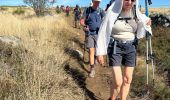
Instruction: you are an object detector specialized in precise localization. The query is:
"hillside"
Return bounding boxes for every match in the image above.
[0,7,170,100]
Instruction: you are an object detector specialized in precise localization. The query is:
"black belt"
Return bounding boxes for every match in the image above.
[89,30,96,32]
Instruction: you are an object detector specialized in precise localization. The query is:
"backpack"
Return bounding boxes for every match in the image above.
[66,7,70,12]
[74,8,81,16]
[85,7,103,21]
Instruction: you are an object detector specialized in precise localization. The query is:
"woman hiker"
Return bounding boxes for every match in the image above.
[96,0,152,99]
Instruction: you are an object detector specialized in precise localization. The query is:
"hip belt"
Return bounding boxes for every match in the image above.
[110,37,134,54]
[86,30,97,35]
[115,39,134,44]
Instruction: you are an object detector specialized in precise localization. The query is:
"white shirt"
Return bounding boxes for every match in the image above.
[96,0,152,56]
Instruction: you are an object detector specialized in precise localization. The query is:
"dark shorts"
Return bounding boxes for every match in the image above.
[107,41,137,67]
[85,34,98,48]
[74,16,80,21]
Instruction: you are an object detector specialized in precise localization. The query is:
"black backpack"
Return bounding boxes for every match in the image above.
[74,8,81,16]
[85,7,103,21]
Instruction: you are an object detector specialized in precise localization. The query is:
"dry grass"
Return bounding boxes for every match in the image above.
[140,7,170,14]
[0,12,84,100]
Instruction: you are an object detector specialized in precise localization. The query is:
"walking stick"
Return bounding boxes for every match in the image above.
[145,0,154,95]
[83,35,87,63]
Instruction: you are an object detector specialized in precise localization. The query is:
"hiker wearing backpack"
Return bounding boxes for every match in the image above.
[80,0,105,78]
[73,5,81,28]
[65,6,70,16]
[96,0,152,99]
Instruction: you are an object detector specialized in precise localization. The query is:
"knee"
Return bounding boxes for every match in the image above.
[123,76,132,85]
[114,79,123,87]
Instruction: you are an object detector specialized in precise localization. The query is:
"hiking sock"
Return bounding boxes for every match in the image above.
[90,64,95,69]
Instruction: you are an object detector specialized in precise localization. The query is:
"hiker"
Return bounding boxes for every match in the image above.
[96,0,152,99]
[80,0,105,77]
[65,6,70,16]
[73,5,81,28]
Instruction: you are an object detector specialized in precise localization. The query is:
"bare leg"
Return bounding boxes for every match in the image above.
[88,48,96,77]
[120,67,134,100]
[89,48,95,65]
[111,67,123,100]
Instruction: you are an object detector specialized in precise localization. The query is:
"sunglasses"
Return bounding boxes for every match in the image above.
[125,0,135,2]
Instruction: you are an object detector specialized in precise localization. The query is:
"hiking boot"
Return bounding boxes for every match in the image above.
[89,66,95,78]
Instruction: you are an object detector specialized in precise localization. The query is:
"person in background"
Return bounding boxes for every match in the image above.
[73,5,82,28]
[96,0,152,99]
[65,6,70,16]
[80,0,105,78]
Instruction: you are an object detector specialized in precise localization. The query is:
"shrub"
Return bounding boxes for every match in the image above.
[12,8,25,15]
[0,7,8,11]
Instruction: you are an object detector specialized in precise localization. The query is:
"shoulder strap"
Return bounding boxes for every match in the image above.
[98,8,104,19]
[86,7,91,20]
[132,5,138,21]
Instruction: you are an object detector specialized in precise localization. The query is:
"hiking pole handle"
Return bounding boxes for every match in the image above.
[148,0,152,5]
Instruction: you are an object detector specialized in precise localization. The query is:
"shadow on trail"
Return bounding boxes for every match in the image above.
[64,47,89,73]
[70,37,85,50]
[64,64,99,100]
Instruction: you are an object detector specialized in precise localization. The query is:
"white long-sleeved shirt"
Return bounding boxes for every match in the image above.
[96,0,152,56]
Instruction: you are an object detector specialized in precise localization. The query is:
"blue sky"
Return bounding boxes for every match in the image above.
[0,0,170,8]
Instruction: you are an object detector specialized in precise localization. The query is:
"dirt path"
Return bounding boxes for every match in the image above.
[64,15,112,100]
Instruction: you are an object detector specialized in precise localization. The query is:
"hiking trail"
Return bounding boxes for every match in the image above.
[64,14,147,100]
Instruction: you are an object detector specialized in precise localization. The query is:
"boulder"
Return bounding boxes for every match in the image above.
[0,36,22,47]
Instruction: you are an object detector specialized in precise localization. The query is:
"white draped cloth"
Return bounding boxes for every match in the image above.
[96,0,152,56]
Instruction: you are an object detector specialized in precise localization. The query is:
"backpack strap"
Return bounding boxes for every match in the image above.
[85,7,92,20]
[85,7,104,20]
[132,5,138,22]
[98,8,104,19]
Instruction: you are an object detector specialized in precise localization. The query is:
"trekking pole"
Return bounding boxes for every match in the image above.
[147,0,154,88]
[145,0,154,94]
[83,35,87,63]
[149,33,154,87]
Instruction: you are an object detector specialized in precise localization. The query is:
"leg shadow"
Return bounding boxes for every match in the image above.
[64,64,99,100]
[64,47,89,73]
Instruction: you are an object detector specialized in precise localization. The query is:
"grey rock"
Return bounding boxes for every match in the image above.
[0,36,22,47]
[164,23,170,27]
[75,49,83,59]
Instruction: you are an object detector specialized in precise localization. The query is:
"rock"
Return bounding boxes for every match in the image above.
[75,49,83,59]
[150,13,170,27]
[164,14,170,21]
[164,23,170,27]
[0,36,22,47]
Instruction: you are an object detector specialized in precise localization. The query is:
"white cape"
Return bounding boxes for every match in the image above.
[96,0,152,56]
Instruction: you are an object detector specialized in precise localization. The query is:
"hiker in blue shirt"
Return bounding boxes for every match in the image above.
[73,5,81,28]
[80,0,105,78]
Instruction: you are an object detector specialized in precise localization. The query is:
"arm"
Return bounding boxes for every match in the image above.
[80,17,86,27]
[80,8,90,32]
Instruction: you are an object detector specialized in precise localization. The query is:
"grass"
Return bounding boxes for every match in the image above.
[131,25,170,99]
[140,7,170,14]
[0,12,84,99]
